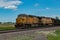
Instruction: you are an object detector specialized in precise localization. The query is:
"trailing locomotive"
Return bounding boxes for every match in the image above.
[15,14,60,29]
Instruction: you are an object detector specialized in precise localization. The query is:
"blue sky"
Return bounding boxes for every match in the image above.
[0,0,60,22]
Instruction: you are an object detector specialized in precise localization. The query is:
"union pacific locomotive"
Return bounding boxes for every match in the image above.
[15,14,60,29]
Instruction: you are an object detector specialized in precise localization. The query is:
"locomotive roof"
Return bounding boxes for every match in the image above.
[18,14,27,17]
[18,14,55,19]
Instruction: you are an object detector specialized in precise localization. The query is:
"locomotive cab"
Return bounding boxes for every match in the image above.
[15,14,39,29]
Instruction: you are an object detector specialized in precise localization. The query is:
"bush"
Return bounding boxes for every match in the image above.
[47,29,60,40]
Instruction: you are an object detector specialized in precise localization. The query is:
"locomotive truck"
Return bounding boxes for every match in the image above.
[15,14,60,29]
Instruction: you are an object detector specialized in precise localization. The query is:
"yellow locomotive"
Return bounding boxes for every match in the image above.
[15,14,55,29]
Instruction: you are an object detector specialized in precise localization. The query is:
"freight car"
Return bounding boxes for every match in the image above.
[15,14,60,29]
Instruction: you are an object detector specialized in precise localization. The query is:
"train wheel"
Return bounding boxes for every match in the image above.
[15,24,24,29]
[24,24,31,29]
[15,25,19,29]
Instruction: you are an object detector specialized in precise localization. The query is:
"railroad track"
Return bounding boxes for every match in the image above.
[0,26,60,34]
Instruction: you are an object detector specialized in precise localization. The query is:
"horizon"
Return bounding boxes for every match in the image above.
[0,0,60,22]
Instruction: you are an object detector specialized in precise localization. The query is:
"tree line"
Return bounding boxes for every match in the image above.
[0,22,15,24]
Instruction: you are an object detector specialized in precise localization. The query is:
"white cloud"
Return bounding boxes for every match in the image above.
[45,7,50,10]
[34,3,39,7]
[0,0,22,10]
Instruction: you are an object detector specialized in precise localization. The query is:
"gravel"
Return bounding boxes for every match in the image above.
[0,26,60,40]
[0,30,47,40]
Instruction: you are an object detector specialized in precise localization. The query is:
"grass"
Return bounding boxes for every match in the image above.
[55,29,60,34]
[0,24,14,27]
[0,27,16,31]
[47,29,60,40]
[0,24,16,31]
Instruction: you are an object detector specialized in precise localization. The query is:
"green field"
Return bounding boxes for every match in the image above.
[47,29,60,40]
[0,24,14,27]
[0,24,16,31]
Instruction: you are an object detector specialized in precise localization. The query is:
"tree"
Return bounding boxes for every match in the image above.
[3,22,14,24]
[55,16,60,25]
[55,16,59,20]
[0,22,2,24]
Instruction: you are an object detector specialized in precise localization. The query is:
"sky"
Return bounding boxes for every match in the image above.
[0,0,60,22]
